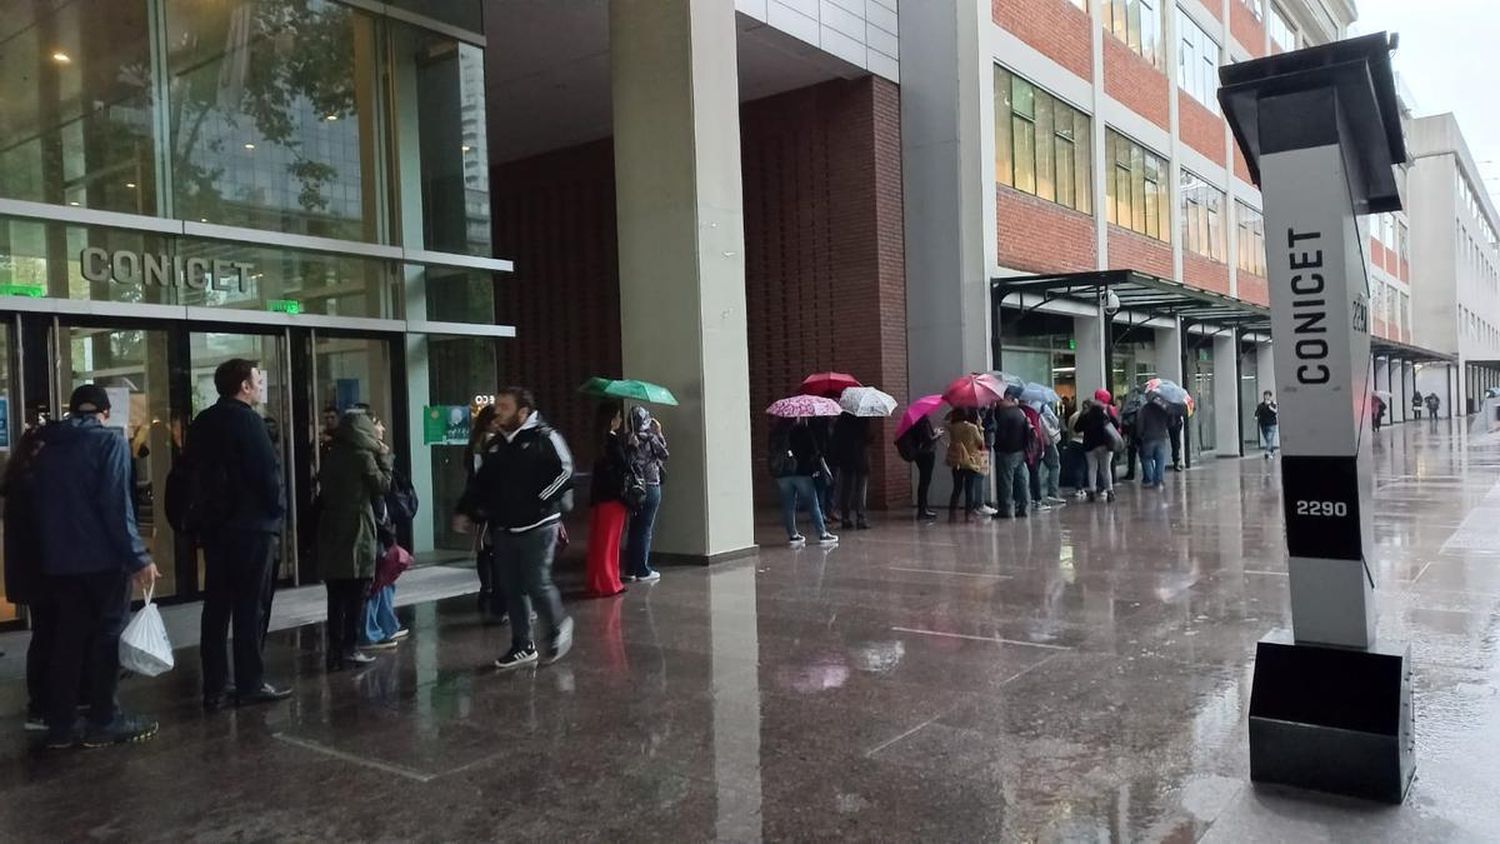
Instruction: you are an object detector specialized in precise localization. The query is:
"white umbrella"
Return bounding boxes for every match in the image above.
[839,386,898,417]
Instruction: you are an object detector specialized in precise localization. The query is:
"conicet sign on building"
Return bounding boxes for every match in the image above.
[78,247,254,294]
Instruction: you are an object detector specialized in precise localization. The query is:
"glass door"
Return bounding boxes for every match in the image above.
[0,317,19,623]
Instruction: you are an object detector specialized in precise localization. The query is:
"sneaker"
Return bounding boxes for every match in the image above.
[1045,496,1068,505]
[24,712,46,733]
[1086,491,1097,502]
[1105,490,1117,502]
[637,570,662,584]
[547,617,575,664]
[1264,452,1273,460]
[344,652,376,665]
[856,520,872,530]
[363,638,399,651]
[1075,490,1089,501]
[978,505,998,516]
[788,535,807,547]
[817,533,839,546]
[392,628,411,641]
[82,714,158,748]
[1035,503,1053,512]
[621,575,638,583]
[495,644,539,670]
[43,727,76,750]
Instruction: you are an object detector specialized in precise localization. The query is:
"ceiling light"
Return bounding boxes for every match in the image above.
[325,114,338,121]
[200,218,208,222]
[243,143,255,150]
[125,182,136,189]
[51,51,70,64]
[68,201,79,206]
[461,145,471,152]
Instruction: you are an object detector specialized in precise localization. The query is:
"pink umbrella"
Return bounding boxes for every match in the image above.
[894,394,945,439]
[942,373,1006,408]
[766,395,843,418]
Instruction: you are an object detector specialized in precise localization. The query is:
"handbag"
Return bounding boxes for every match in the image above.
[119,584,174,677]
[1104,421,1125,453]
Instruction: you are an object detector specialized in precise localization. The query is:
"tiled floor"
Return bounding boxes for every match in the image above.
[2,419,1499,841]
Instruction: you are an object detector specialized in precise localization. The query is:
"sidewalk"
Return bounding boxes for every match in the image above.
[0,564,480,681]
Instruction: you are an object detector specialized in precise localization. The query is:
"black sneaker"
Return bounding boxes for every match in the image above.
[495,644,539,670]
[547,618,575,665]
[43,727,76,750]
[24,711,46,732]
[82,714,158,748]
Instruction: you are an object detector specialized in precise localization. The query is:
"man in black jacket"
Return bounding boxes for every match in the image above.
[992,388,1033,519]
[454,387,576,669]
[185,359,291,709]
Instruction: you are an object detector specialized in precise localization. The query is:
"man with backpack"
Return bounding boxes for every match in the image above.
[895,414,941,520]
[991,386,1033,519]
[32,385,161,748]
[174,359,291,710]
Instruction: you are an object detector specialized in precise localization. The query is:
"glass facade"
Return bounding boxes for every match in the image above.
[1105,130,1171,242]
[0,0,489,252]
[994,65,1093,215]
[1180,170,1226,262]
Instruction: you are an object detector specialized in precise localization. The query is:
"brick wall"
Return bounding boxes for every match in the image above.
[742,76,910,511]
[1238,271,1269,306]
[1231,1,1266,57]
[1104,36,1169,130]
[1371,240,1388,272]
[1178,94,1226,163]
[1401,259,1409,281]
[492,77,910,511]
[1183,251,1230,295]
[996,186,1097,272]
[993,0,1092,80]
[1107,227,1174,279]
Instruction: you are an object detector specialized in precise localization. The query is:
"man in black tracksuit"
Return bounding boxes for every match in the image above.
[184,359,291,709]
[455,387,576,669]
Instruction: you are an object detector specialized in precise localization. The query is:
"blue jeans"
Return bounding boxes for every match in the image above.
[995,451,1028,515]
[362,584,399,645]
[625,483,662,578]
[1141,438,1170,487]
[776,475,827,539]
[1260,423,1279,454]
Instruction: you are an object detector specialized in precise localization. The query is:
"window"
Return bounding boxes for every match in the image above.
[1105,129,1171,242]
[1181,171,1226,261]
[1104,0,1165,69]
[1240,0,1264,19]
[1236,202,1266,276]
[1177,9,1221,114]
[1269,4,1296,51]
[994,66,1093,215]
[1397,221,1410,267]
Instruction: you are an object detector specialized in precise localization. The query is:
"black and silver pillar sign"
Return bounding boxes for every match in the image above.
[1221,34,1415,804]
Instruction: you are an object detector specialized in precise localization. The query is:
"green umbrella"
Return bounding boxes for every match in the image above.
[577,377,679,407]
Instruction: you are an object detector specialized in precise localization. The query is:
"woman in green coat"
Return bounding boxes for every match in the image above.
[317,410,393,671]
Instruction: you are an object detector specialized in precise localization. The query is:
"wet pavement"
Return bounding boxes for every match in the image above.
[3,420,1500,841]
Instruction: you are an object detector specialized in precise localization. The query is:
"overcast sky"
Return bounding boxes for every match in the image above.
[1351,0,1500,205]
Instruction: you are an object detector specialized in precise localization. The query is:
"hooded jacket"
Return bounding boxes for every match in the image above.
[458,411,575,533]
[33,415,151,576]
[626,406,669,486]
[315,412,393,581]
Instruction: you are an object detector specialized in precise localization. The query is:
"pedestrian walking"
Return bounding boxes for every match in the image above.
[1425,393,1440,425]
[33,385,161,748]
[317,409,393,670]
[623,406,668,583]
[1410,392,1423,421]
[1255,391,1280,459]
[361,411,414,651]
[831,412,873,530]
[584,402,630,597]
[454,387,577,670]
[465,405,507,623]
[769,418,838,546]
[946,409,987,520]
[1077,392,1119,502]
[178,359,292,709]
[895,415,942,519]
[1136,399,1173,489]
[992,387,1032,519]
[3,427,55,731]
[1168,414,1184,471]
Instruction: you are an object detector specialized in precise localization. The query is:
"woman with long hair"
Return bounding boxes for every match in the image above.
[623,406,669,583]
[465,404,506,622]
[585,401,630,597]
[316,411,393,670]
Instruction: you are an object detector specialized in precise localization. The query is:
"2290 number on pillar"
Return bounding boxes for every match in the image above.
[1295,500,1349,517]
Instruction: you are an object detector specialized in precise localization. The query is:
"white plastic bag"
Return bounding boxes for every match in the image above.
[119,584,174,677]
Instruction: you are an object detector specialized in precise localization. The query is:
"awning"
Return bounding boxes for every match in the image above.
[1371,336,1454,364]
[991,269,1272,333]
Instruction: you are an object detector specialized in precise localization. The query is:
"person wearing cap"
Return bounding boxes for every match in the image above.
[182,358,292,709]
[32,384,161,748]
[991,385,1033,519]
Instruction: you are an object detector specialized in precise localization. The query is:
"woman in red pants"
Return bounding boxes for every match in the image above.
[585,402,630,598]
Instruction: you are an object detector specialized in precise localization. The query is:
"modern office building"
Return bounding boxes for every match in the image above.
[0,0,510,622]
[1405,112,1500,417]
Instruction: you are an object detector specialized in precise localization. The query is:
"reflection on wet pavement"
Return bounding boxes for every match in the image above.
[2,421,1500,840]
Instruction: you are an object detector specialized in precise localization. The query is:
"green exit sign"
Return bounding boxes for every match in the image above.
[0,284,44,298]
[267,299,302,315]
[1067,338,1077,350]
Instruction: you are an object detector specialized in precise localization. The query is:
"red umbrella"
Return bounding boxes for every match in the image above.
[894,394,945,439]
[942,373,1005,408]
[801,372,862,398]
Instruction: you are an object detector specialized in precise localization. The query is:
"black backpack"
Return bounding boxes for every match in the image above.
[164,448,234,535]
[768,427,797,477]
[895,428,919,463]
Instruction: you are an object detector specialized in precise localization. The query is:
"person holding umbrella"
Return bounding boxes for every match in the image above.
[766,395,842,546]
[830,386,895,530]
[895,395,945,520]
[623,405,669,583]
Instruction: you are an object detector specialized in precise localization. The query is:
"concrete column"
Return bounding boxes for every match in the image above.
[900,0,991,398]
[1156,318,1184,384]
[611,0,755,561]
[1075,313,1107,399]
[1213,332,1240,456]
[1256,341,1277,397]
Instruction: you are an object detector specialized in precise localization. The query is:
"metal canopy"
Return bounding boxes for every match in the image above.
[991,269,1272,332]
[1370,336,1455,364]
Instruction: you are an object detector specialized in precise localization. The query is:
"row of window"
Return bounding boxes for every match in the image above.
[1372,212,1411,269]
[1457,173,1500,248]
[995,65,1269,269]
[1371,280,1407,336]
[1460,228,1499,296]
[1268,4,1297,51]
[1177,8,1221,114]
[1104,0,1166,69]
[1461,307,1497,350]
